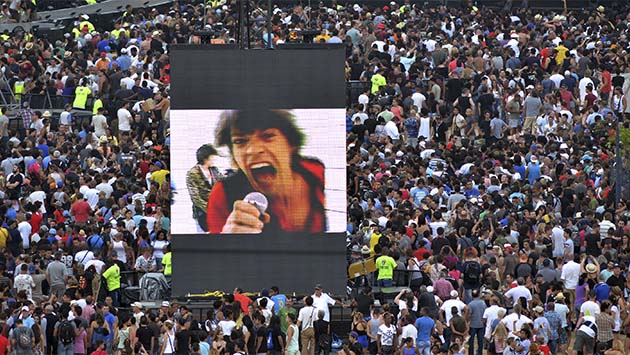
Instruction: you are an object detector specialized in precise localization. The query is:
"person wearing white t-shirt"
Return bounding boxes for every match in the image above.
[117,102,133,134]
[377,313,398,355]
[297,296,317,355]
[91,107,108,138]
[218,313,236,337]
[411,91,426,111]
[358,92,369,110]
[74,247,94,266]
[84,255,106,274]
[440,290,467,327]
[504,278,532,307]
[501,304,532,335]
[312,285,340,322]
[17,215,31,250]
[579,291,601,319]
[561,258,581,292]
[482,298,506,340]
[384,117,400,142]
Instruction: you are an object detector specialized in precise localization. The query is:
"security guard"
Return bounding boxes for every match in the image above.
[79,15,95,33]
[73,78,91,110]
[14,79,25,102]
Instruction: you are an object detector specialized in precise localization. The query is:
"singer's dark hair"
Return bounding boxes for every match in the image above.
[215,109,305,152]
[196,144,218,164]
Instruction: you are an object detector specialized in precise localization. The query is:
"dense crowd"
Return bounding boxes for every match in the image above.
[339,2,630,355]
[0,0,179,354]
[0,0,628,355]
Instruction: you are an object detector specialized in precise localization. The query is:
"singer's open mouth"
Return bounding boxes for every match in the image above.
[250,164,277,184]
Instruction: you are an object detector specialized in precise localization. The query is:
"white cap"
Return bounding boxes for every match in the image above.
[526,85,534,90]
[426,286,434,293]
[450,290,458,297]
[564,70,571,76]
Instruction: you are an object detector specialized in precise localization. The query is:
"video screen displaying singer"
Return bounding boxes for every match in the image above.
[170,108,346,235]
[208,109,325,233]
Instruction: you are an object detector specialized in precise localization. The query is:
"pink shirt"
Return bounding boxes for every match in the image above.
[74,329,87,354]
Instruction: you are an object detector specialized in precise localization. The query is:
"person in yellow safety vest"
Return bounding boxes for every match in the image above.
[14,80,25,101]
[111,23,130,40]
[79,15,95,34]
[92,96,103,115]
[85,0,96,4]
[73,78,91,110]
[122,4,133,21]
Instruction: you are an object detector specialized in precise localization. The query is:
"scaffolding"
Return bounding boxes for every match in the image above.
[0,73,22,123]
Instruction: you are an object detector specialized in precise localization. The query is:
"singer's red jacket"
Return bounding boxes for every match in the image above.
[206,158,326,234]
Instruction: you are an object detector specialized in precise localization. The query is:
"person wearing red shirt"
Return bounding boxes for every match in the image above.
[0,333,8,355]
[52,203,66,224]
[29,210,43,236]
[413,243,432,261]
[70,193,92,224]
[233,288,252,315]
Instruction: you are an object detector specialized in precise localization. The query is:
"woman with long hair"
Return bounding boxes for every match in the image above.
[116,316,133,355]
[32,315,45,355]
[159,320,176,355]
[492,313,508,355]
[351,311,369,351]
[285,313,299,355]
[210,331,226,355]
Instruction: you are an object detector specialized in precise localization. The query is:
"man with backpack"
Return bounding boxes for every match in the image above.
[9,318,33,355]
[42,304,59,355]
[54,310,78,355]
[462,247,482,304]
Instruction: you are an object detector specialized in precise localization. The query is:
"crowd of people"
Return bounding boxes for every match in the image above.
[0,0,628,355]
[339,2,630,355]
[0,0,180,354]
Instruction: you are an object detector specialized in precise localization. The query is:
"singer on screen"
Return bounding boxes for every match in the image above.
[206,109,326,234]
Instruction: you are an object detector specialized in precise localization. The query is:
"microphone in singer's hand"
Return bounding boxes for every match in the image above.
[243,192,268,216]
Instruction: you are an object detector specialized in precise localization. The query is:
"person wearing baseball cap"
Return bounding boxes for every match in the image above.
[440,289,467,346]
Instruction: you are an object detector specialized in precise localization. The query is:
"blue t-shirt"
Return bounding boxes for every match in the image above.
[594,282,610,303]
[404,118,419,138]
[415,316,435,342]
[271,294,287,314]
[527,163,541,184]
[104,313,116,341]
[36,144,49,158]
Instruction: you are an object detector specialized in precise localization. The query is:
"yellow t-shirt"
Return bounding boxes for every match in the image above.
[555,45,569,66]
[369,232,383,254]
[151,169,170,186]
[0,228,8,249]
[92,98,103,115]
[162,252,172,276]
[73,86,91,109]
[102,264,120,291]
[375,255,397,280]
[371,74,387,94]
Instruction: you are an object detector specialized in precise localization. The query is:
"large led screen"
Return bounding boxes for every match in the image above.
[169,46,347,295]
